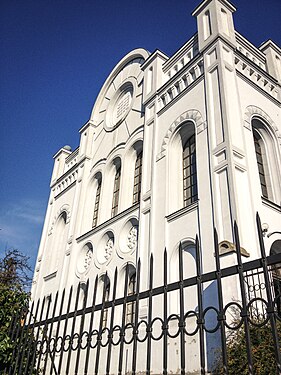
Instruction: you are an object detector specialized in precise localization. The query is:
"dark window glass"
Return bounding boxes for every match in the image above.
[183,134,197,206]
[133,152,143,204]
[253,131,268,199]
[111,166,121,217]
[92,179,101,228]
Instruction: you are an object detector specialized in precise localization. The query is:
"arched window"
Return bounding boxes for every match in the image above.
[111,163,121,217]
[251,117,281,203]
[126,272,136,324]
[169,121,198,214]
[133,151,142,204]
[92,176,102,228]
[183,134,197,206]
[49,211,67,272]
[253,129,269,199]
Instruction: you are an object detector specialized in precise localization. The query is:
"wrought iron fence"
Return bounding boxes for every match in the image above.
[5,214,281,374]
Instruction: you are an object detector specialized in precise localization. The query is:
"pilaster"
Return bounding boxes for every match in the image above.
[194,0,258,257]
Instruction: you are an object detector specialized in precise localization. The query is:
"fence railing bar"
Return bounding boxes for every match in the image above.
[132,258,141,375]
[106,267,118,375]
[50,288,65,375]
[234,221,254,375]
[65,283,81,375]
[256,212,281,372]
[178,242,186,375]
[84,274,98,375]
[195,235,205,375]
[17,300,35,375]
[22,298,40,375]
[118,263,130,375]
[27,253,281,330]
[14,307,31,373]
[95,271,109,375]
[42,291,59,375]
[214,228,228,375]
[18,301,34,374]
[9,304,28,375]
[146,253,154,375]
[27,297,46,375]
[57,286,73,374]
[35,293,52,373]
[163,248,168,375]
[74,279,89,375]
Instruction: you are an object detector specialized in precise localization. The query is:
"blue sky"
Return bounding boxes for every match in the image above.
[1,0,280,276]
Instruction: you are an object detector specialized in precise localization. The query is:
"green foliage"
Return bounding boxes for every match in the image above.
[0,249,34,373]
[214,316,281,374]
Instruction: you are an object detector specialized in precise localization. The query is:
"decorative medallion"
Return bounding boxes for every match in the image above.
[77,244,93,275]
[127,226,138,252]
[84,248,93,271]
[104,239,114,260]
[112,90,132,126]
[106,82,134,130]
[96,232,114,265]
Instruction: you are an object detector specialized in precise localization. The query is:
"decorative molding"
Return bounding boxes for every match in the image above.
[43,271,57,281]
[157,110,205,161]
[166,201,198,223]
[127,226,138,252]
[218,240,250,257]
[244,105,281,146]
[49,204,71,235]
[104,239,114,260]
[76,204,139,243]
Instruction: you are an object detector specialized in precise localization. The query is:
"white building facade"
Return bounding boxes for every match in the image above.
[31,0,281,373]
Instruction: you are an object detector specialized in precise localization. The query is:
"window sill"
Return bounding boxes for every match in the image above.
[77,203,140,243]
[261,196,281,213]
[166,201,198,223]
[43,270,57,281]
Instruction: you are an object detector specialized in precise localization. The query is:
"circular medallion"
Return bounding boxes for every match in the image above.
[112,89,132,126]
[105,81,134,130]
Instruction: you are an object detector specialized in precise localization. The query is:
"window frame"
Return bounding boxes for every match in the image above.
[92,177,102,227]
[111,164,121,217]
[182,133,198,207]
[132,151,143,204]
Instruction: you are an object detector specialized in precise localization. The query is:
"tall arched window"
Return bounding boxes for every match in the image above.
[50,211,67,272]
[168,121,198,214]
[133,151,142,204]
[183,134,197,206]
[253,129,269,199]
[111,163,121,217]
[92,176,102,228]
[251,117,281,203]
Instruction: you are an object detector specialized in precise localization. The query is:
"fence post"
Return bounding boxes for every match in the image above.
[256,212,281,373]
[234,222,254,374]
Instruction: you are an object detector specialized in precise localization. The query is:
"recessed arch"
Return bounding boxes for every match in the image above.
[157,109,205,161]
[49,204,70,235]
[244,105,281,146]
[249,115,281,202]
[167,120,198,213]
